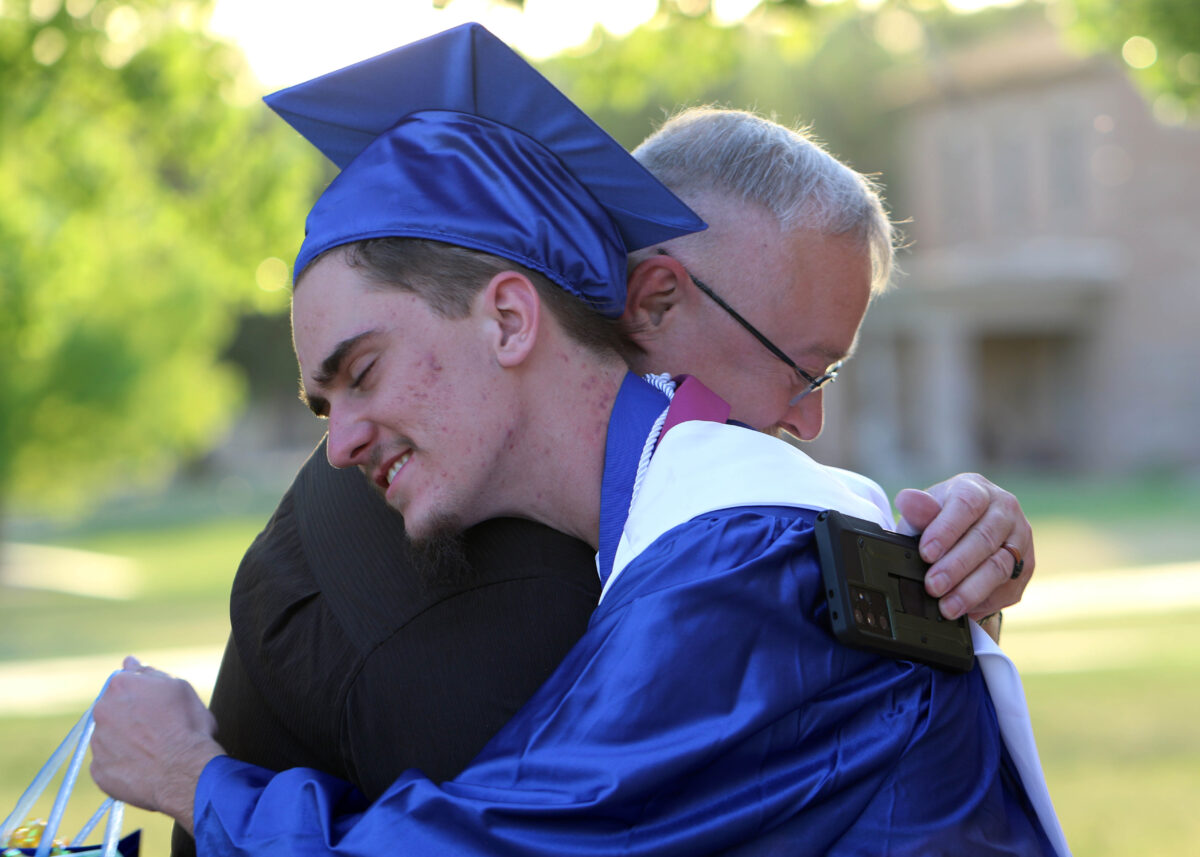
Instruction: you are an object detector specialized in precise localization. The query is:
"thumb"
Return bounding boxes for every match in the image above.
[894,488,941,535]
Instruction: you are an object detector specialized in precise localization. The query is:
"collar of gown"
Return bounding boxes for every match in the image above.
[596,373,671,587]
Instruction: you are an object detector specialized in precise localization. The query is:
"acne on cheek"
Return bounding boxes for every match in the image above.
[393,352,442,397]
[404,352,444,390]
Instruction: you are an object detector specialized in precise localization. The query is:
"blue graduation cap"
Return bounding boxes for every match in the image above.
[265,22,706,317]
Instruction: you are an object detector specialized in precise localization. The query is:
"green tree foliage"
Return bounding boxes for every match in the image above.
[1055,0,1200,116]
[544,0,1180,230]
[540,2,882,165]
[0,0,323,518]
[539,1,913,216]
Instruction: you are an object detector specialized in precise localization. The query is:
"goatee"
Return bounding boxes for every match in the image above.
[405,513,472,587]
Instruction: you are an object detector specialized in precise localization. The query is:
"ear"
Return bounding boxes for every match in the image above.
[622,253,691,345]
[480,271,540,368]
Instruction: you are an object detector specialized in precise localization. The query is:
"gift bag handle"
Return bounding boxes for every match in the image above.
[1,671,125,857]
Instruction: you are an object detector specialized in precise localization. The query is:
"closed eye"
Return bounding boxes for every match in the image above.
[350,359,375,390]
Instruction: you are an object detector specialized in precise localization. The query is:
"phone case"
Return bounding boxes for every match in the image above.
[813,510,974,673]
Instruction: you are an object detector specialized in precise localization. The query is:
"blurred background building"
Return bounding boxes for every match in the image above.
[809,17,1200,484]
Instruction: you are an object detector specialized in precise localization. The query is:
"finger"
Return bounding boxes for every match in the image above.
[922,489,1016,599]
[926,506,1014,589]
[966,546,1036,618]
[937,545,1021,619]
[122,655,142,671]
[893,488,940,536]
[915,476,992,565]
[901,473,1038,617]
[1000,544,1025,579]
[935,492,1036,614]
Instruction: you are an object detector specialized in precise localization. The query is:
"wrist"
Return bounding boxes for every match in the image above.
[977,610,1003,643]
[156,739,223,835]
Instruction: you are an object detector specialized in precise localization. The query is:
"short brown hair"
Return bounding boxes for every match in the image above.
[317,238,638,361]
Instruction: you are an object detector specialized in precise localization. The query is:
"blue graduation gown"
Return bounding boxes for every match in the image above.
[193,374,1058,856]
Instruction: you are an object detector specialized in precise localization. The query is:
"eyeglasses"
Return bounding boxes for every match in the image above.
[656,250,841,406]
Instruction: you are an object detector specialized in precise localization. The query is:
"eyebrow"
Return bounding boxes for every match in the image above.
[299,330,378,417]
[813,329,862,369]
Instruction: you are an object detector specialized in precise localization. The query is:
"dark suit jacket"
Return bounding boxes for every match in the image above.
[171,440,598,856]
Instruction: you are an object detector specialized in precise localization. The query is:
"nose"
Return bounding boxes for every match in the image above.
[781,389,825,442]
[325,404,375,470]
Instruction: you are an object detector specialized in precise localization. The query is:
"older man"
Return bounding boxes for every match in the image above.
[95,23,1065,857]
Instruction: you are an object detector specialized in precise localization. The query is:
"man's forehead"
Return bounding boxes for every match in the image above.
[769,233,870,362]
[291,264,365,371]
[291,269,378,413]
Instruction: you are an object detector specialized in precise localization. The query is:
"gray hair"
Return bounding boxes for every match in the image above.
[633,107,896,294]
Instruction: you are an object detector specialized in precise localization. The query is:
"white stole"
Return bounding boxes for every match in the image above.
[603,421,1071,856]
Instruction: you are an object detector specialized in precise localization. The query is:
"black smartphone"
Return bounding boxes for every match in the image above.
[813,509,974,673]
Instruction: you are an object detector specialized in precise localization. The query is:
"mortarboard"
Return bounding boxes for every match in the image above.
[265,22,706,317]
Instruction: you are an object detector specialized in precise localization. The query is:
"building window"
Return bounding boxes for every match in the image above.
[938,132,981,243]
[1048,123,1087,216]
[992,129,1031,232]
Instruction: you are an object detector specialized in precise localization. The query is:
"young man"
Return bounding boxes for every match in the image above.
[93,23,1067,856]
[177,75,1034,857]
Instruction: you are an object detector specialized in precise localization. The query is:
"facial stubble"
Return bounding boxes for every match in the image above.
[403,511,474,587]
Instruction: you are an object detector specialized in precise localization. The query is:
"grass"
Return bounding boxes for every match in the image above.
[3,474,1200,855]
[2,498,271,854]
[1014,612,1200,856]
[0,516,259,662]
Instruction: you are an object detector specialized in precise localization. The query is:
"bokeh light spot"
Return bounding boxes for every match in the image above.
[1152,93,1186,126]
[31,26,67,64]
[104,3,139,42]
[874,8,924,55]
[65,0,94,18]
[712,0,759,26]
[97,3,143,67]
[30,0,61,23]
[1122,36,1157,70]
[256,257,290,292]
[1178,53,1200,85]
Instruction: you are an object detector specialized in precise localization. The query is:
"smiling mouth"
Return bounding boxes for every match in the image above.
[386,452,413,487]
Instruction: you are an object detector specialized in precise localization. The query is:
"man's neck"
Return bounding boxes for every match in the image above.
[489,357,627,550]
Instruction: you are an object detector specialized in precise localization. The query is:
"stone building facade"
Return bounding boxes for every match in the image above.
[812,22,1200,482]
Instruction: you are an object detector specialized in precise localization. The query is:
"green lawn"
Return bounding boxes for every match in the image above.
[0,516,255,662]
[1014,611,1200,856]
[2,508,268,854]
[3,475,1199,855]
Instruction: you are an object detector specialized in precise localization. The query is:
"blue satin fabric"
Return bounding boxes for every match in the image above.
[192,378,1053,855]
[266,23,707,315]
[596,373,670,585]
[194,507,1051,855]
[295,110,632,317]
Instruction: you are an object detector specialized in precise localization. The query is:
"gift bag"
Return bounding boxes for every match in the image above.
[2,674,140,857]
